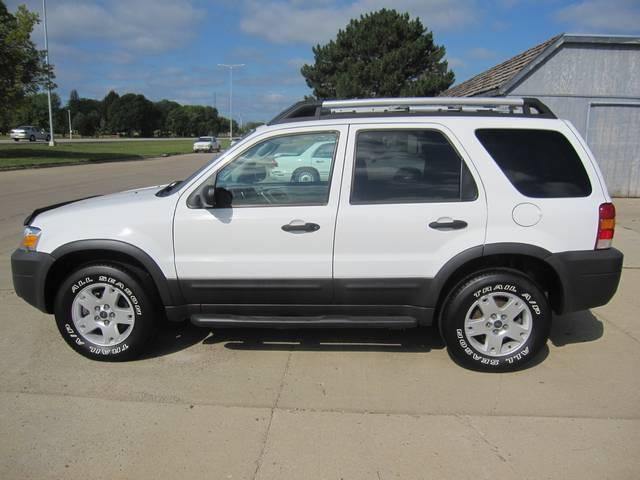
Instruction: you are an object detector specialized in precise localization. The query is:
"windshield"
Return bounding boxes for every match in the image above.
[197,137,213,142]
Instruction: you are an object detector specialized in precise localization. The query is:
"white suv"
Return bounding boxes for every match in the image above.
[193,136,220,153]
[11,97,623,372]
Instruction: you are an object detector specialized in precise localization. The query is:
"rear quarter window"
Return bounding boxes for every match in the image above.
[475,129,592,198]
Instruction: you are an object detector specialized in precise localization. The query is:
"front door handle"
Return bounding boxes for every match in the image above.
[429,218,468,231]
[281,221,320,233]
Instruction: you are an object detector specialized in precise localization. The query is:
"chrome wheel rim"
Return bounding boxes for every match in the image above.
[464,292,533,357]
[71,282,135,347]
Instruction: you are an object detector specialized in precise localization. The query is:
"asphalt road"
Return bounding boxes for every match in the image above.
[1,155,639,479]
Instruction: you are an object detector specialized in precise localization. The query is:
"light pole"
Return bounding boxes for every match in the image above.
[67,109,72,140]
[42,0,55,146]
[217,64,244,140]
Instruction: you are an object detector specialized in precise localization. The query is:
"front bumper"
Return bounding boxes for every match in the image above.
[547,247,623,314]
[11,249,55,313]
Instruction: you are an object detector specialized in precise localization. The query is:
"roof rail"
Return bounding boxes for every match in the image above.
[322,97,525,108]
[268,96,555,125]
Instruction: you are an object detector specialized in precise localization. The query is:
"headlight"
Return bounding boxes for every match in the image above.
[21,226,41,251]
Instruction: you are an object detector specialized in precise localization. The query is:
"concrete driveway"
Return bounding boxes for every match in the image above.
[0,155,639,479]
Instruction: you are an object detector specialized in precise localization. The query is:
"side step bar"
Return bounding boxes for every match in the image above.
[191,314,417,329]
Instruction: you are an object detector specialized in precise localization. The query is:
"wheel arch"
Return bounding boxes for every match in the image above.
[45,240,183,313]
[431,243,565,329]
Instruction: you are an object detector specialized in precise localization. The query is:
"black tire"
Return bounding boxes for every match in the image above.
[29,135,35,142]
[54,264,157,361]
[46,135,51,141]
[291,167,320,183]
[13,138,19,142]
[440,270,551,372]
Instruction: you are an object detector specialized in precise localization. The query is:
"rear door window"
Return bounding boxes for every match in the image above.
[351,129,478,204]
[475,129,592,198]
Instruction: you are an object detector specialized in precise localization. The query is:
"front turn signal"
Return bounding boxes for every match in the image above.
[21,226,41,251]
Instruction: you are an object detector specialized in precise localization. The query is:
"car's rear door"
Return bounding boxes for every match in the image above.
[333,123,487,310]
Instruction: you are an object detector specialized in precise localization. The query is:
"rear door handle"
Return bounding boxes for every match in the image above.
[281,221,320,233]
[429,219,468,231]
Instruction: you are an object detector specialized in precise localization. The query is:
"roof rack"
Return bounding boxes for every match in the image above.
[268,96,556,125]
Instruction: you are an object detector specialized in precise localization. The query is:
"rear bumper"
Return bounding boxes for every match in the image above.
[547,248,623,314]
[11,249,55,313]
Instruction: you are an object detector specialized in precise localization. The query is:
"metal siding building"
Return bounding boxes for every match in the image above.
[444,34,640,197]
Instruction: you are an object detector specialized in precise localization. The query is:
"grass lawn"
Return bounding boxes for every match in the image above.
[0,138,230,169]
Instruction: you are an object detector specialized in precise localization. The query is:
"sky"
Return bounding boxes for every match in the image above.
[6,0,640,123]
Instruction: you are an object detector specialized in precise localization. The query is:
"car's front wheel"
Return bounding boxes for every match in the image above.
[29,135,35,142]
[54,264,156,361]
[440,270,551,372]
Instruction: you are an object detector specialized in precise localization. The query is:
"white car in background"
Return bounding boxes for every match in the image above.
[10,126,50,142]
[270,140,336,182]
[193,136,220,153]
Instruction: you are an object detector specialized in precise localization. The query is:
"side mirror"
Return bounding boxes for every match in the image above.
[201,185,216,207]
[214,187,233,208]
[200,185,233,209]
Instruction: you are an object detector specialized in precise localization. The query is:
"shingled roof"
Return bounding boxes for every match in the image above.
[442,34,563,97]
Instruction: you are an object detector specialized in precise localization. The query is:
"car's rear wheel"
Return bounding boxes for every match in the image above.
[292,167,320,183]
[46,135,51,141]
[54,264,156,361]
[440,270,551,372]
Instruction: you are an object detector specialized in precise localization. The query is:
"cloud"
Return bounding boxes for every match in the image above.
[468,47,499,59]
[240,0,478,45]
[555,0,640,33]
[446,57,466,69]
[6,0,205,54]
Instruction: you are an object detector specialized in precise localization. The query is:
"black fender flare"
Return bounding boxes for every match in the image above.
[426,243,554,307]
[50,239,184,306]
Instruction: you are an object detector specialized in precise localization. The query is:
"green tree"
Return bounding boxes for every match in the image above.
[11,92,62,132]
[167,107,189,136]
[301,9,454,99]
[154,99,181,135]
[107,93,158,136]
[0,2,54,130]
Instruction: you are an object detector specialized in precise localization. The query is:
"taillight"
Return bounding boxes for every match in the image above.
[596,203,616,250]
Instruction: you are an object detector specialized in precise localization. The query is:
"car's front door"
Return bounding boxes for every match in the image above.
[173,126,348,306]
[332,123,487,310]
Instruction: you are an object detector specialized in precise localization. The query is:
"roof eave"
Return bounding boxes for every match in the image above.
[499,35,566,95]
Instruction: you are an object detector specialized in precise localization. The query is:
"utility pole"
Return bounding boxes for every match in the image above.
[217,64,245,140]
[68,110,72,140]
[42,0,55,146]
